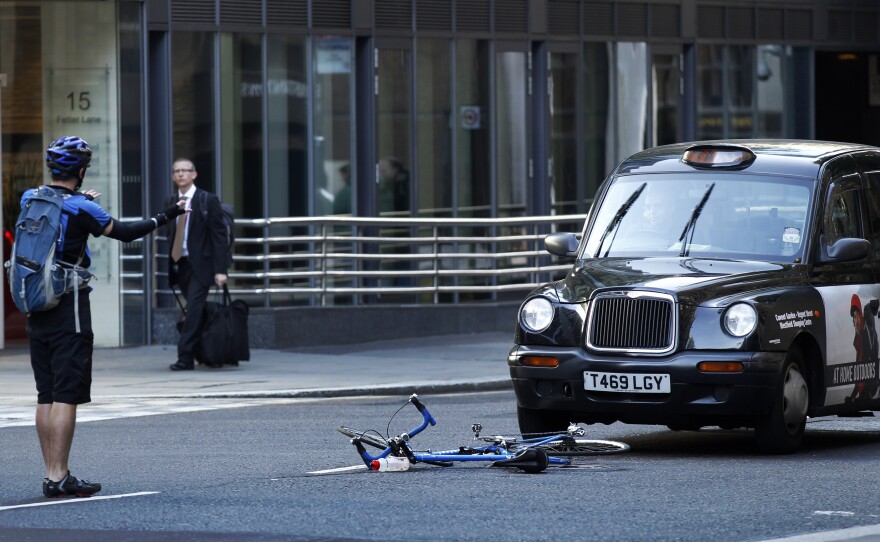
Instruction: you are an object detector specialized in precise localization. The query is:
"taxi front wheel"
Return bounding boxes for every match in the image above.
[754,350,809,454]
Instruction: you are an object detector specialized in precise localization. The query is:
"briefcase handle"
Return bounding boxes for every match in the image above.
[210,283,233,306]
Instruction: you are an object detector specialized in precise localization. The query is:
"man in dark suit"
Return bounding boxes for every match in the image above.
[167,158,230,371]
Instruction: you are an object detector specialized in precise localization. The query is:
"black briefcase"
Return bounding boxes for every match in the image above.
[197,285,250,366]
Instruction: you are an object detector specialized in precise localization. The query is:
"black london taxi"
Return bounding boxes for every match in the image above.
[510,140,880,453]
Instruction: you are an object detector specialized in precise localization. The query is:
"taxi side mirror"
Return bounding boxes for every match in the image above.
[817,236,871,263]
[545,232,580,258]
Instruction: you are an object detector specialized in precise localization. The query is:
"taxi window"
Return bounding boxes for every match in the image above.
[823,183,862,244]
[582,173,811,261]
[863,174,880,253]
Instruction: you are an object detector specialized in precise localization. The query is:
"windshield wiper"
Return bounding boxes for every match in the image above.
[678,182,715,257]
[594,183,647,258]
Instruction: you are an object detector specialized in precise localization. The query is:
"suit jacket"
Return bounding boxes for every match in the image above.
[167,188,229,288]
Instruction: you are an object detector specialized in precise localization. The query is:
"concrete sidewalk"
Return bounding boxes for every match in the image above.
[0,332,514,402]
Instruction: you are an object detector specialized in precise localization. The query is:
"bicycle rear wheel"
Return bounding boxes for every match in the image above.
[533,437,629,456]
[337,426,387,450]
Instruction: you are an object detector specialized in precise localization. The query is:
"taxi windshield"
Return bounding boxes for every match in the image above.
[582,173,814,262]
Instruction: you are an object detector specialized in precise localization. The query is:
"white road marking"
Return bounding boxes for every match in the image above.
[306,464,368,475]
[0,398,307,429]
[0,491,159,512]
[0,395,401,429]
[813,511,856,517]
[759,523,880,542]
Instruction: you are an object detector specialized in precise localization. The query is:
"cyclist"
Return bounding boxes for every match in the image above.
[25,135,185,498]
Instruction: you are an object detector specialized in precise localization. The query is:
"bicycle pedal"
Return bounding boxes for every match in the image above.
[471,423,482,437]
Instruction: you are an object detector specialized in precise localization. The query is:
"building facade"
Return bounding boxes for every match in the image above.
[1,0,880,347]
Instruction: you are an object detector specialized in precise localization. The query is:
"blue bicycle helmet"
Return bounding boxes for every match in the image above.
[46,135,92,177]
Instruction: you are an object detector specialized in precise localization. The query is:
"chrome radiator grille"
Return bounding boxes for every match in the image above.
[586,292,676,354]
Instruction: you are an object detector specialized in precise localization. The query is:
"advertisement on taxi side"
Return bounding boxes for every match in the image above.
[818,286,880,406]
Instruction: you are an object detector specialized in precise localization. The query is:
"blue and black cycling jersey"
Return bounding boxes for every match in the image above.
[20,185,111,269]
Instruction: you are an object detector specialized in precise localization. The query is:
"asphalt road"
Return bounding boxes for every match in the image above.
[2,390,880,541]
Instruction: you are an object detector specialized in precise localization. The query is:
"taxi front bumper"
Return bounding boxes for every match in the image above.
[508,345,787,426]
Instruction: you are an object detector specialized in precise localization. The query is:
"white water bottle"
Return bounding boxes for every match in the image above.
[370,456,411,472]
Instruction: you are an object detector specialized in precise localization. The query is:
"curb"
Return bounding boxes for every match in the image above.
[93,379,513,400]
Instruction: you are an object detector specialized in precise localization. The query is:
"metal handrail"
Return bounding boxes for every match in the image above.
[123,214,586,307]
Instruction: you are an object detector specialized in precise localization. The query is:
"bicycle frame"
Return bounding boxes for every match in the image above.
[347,395,571,469]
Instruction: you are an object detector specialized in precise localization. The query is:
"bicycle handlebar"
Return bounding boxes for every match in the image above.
[409,394,437,427]
[353,395,438,466]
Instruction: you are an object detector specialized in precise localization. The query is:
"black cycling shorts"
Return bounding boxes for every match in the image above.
[27,290,94,405]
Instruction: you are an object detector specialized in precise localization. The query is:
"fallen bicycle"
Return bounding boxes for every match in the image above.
[334,394,629,474]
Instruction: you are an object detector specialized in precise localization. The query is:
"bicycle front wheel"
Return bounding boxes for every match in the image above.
[337,426,388,450]
[534,437,630,456]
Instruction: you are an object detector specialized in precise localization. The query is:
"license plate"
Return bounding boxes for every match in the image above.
[584,371,671,394]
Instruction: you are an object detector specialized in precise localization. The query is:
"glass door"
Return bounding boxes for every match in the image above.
[495,43,530,218]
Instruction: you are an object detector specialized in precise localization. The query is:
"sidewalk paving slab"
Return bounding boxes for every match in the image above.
[0,332,514,402]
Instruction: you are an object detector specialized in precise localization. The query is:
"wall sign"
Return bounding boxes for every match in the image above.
[460,105,481,130]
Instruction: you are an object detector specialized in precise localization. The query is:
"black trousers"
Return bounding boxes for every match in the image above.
[175,258,211,364]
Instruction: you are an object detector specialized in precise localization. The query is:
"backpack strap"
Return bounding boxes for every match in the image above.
[73,271,81,333]
[55,193,88,267]
[58,193,91,333]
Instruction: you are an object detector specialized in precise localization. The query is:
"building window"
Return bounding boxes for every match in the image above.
[495,47,529,218]
[172,32,216,188]
[416,38,452,217]
[698,44,794,140]
[376,46,412,217]
[615,42,648,164]
[728,45,754,138]
[219,33,262,219]
[267,34,307,218]
[583,43,612,205]
[550,50,579,215]
[313,36,353,217]
[756,45,785,138]
[651,49,683,147]
[697,44,724,140]
[455,39,490,218]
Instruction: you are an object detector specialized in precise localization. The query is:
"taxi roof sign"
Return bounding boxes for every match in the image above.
[682,145,756,169]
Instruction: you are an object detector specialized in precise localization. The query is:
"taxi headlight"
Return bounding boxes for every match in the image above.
[723,303,757,337]
[521,297,554,332]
